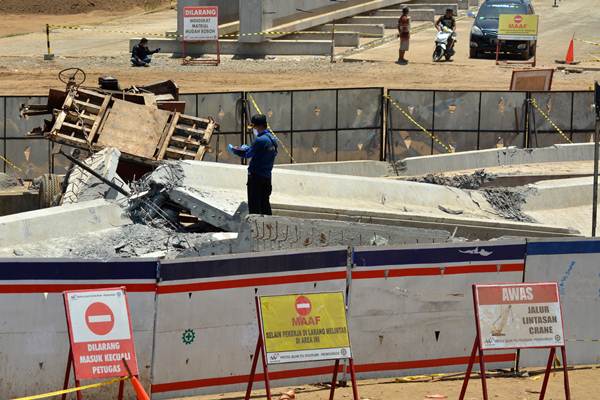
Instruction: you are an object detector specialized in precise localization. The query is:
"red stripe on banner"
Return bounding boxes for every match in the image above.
[152,364,343,393]
[355,352,516,373]
[0,283,156,293]
[352,263,524,280]
[151,353,516,393]
[157,271,347,294]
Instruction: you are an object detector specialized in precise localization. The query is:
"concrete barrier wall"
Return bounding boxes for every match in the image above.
[0,258,158,400]
[349,241,525,379]
[3,238,600,399]
[520,238,600,368]
[150,248,350,399]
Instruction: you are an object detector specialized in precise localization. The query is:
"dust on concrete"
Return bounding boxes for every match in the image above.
[0,173,20,189]
[408,170,497,190]
[482,187,535,223]
[3,224,217,259]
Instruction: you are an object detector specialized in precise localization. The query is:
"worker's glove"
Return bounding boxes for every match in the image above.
[227,144,236,154]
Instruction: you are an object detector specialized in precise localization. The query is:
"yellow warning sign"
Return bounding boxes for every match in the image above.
[498,14,539,40]
[259,292,351,364]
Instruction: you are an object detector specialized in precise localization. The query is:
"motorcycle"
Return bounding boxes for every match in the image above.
[433,26,456,62]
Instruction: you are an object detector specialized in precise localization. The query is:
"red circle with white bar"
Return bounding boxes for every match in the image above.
[85,302,115,336]
[514,15,523,23]
[295,296,312,316]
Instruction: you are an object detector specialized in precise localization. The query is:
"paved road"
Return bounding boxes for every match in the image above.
[346,0,600,68]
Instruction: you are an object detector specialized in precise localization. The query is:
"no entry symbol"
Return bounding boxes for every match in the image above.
[295,296,312,316]
[85,302,114,336]
[514,15,523,23]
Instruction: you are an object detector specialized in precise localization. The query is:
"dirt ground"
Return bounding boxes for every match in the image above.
[0,0,598,95]
[183,366,600,400]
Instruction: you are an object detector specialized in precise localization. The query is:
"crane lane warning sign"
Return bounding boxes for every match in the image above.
[259,292,351,364]
[64,287,139,380]
[474,283,565,350]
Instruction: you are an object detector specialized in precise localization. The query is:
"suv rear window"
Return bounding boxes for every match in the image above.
[477,3,529,20]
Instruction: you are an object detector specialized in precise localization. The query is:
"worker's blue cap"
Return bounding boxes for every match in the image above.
[251,114,267,126]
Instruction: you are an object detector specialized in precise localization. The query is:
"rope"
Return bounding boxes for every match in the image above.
[529,98,572,144]
[384,94,454,153]
[0,155,24,174]
[247,94,296,163]
[47,25,382,39]
[11,376,129,400]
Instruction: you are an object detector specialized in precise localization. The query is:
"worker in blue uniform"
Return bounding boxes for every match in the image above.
[228,114,278,215]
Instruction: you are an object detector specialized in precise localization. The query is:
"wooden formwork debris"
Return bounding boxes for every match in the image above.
[44,87,217,163]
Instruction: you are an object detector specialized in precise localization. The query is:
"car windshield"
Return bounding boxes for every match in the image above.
[477,3,528,20]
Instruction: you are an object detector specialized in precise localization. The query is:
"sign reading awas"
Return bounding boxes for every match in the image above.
[183,6,219,41]
[498,14,539,40]
[64,288,139,380]
[475,283,564,350]
[259,292,351,364]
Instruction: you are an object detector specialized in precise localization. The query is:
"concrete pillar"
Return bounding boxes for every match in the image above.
[239,0,274,43]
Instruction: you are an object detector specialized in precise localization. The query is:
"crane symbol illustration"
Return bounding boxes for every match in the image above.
[491,305,513,337]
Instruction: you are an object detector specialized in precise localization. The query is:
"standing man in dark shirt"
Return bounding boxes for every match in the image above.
[228,114,278,215]
[397,7,411,64]
[435,9,457,52]
[131,38,160,67]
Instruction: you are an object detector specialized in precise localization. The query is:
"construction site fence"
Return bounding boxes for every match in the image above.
[0,88,596,178]
[1,238,600,399]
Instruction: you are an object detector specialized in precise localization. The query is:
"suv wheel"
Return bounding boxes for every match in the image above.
[469,48,478,59]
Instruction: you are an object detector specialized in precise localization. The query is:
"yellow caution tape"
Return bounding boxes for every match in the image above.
[529,98,572,144]
[575,38,600,47]
[0,155,24,174]
[12,376,129,400]
[247,94,296,163]
[384,94,454,154]
[47,24,382,39]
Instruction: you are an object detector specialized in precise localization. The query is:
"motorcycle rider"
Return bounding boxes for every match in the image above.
[435,8,457,53]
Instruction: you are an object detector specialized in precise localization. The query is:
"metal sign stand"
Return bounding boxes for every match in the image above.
[592,81,600,236]
[181,39,221,66]
[61,303,126,400]
[495,39,537,67]
[244,297,359,400]
[458,335,570,400]
[459,285,571,400]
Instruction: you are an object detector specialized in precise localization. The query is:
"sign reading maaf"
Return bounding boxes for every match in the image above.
[498,14,539,40]
[64,287,139,380]
[475,283,564,350]
[183,6,219,41]
[259,292,351,364]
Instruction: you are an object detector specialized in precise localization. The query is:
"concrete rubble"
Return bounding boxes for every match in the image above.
[2,140,599,258]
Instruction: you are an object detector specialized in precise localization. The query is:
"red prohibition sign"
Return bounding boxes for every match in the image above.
[85,302,115,336]
[514,15,523,23]
[295,296,312,316]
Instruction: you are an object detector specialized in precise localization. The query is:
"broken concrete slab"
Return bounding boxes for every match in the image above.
[62,147,129,204]
[179,213,453,257]
[167,187,248,232]
[0,199,132,248]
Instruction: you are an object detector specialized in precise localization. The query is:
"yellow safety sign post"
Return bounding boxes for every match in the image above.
[496,14,539,67]
[244,292,359,400]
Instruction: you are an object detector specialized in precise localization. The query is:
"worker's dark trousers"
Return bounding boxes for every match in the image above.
[247,174,272,215]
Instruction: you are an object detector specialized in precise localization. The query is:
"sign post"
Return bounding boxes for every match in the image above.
[459,283,570,400]
[181,6,220,65]
[62,287,140,399]
[245,292,359,400]
[496,14,539,66]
